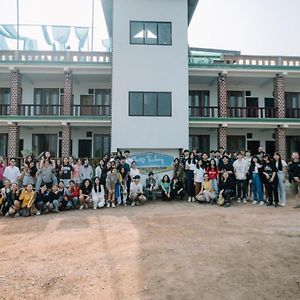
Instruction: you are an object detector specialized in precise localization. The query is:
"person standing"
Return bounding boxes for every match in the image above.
[3,158,21,184]
[288,152,300,208]
[60,157,73,188]
[273,152,288,207]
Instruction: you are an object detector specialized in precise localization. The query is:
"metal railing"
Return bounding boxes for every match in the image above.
[72,105,111,116]
[286,108,300,118]
[0,104,10,115]
[189,106,219,117]
[227,107,277,118]
[0,50,112,64]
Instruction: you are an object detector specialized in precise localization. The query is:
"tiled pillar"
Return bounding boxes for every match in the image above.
[63,71,72,116]
[10,70,22,115]
[61,124,71,158]
[218,73,227,118]
[218,126,228,150]
[274,74,285,118]
[275,127,286,160]
[8,123,20,159]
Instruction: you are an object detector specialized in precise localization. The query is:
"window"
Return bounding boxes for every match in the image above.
[34,88,60,115]
[94,134,110,158]
[0,88,10,115]
[129,92,171,117]
[32,134,58,157]
[95,89,111,116]
[227,135,246,153]
[189,135,210,153]
[0,134,8,157]
[189,91,210,117]
[285,92,300,118]
[227,91,245,117]
[286,136,300,159]
[130,21,172,45]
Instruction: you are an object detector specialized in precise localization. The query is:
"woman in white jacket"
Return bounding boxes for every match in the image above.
[92,176,105,209]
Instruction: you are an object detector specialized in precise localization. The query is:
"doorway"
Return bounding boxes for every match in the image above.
[246,97,259,117]
[78,140,92,158]
[265,141,275,156]
[247,140,260,155]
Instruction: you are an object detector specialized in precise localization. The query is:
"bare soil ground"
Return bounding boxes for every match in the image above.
[0,198,300,300]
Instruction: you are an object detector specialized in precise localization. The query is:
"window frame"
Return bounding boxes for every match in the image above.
[129,91,172,117]
[130,21,172,46]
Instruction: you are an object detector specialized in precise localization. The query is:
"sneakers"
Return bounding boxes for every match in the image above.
[106,203,110,208]
[36,210,41,216]
[131,201,136,207]
[243,198,247,204]
[252,201,258,205]
[280,203,286,207]
[112,203,116,208]
[192,197,196,202]
[188,197,191,202]
[237,198,241,203]
[274,203,278,207]
[79,205,84,210]
[93,206,97,210]
[124,203,127,207]
[259,201,265,206]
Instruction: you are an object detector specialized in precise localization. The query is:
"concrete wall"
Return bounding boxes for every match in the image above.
[111,0,189,151]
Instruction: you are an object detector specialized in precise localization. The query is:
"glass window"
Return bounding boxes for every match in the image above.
[130,21,171,45]
[94,134,111,158]
[130,21,144,44]
[189,135,210,153]
[129,92,143,116]
[145,22,157,45]
[34,88,60,115]
[0,134,8,157]
[157,93,171,116]
[158,23,171,45]
[144,92,157,115]
[32,134,58,157]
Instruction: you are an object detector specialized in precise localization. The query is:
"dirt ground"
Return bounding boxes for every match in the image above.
[0,198,300,300]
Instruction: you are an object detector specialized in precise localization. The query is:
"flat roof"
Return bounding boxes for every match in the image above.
[101,0,199,37]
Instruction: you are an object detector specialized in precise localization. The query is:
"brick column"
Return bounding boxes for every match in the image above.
[10,70,22,115]
[8,123,20,159]
[61,124,71,158]
[273,74,285,118]
[275,127,286,160]
[218,126,228,150]
[218,73,227,117]
[63,71,72,116]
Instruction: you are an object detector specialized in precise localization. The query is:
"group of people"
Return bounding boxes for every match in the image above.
[0,147,299,217]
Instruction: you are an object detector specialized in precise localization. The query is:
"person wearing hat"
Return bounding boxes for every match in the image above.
[129,175,146,207]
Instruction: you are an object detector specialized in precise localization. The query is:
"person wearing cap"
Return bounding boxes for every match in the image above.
[130,175,146,207]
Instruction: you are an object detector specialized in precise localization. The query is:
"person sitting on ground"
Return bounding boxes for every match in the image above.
[0,179,11,216]
[219,171,236,207]
[92,176,105,209]
[18,184,36,217]
[145,172,157,200]
[170,177,185,200]
[161,175,171,200]
[79,179,93,209]
[195,173,215,205]
[2,182,19,217]
[48,184,61,213]
[62,180,79,210]
[130,175,146,207]
[35,184,49,215]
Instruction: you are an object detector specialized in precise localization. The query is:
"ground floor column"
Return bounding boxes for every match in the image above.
[8,122,20,159]
[218,126,227,150]
[275,127,286,160]
[61,123,71,158]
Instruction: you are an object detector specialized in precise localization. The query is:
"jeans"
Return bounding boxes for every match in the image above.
[186,170,195,197]
[277,172,286,205]
[251,173,264,202]
[211,179,219,196]
[236,179,247,199]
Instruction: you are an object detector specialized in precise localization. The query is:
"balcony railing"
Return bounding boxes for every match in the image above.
[0,104,10,115]
[0,50,112,64]
[227,107,277,118]
[286,108,300,118]
[189,106,219,117]
[17,104,111,117]
[72,105,111,116]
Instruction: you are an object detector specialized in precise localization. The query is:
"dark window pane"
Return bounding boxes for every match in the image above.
[144,93,157,115]
[145,22,157,45]
[158,23,171,45]
[129,92,143,115]
[158,93,171,116]
[130,22,144,44]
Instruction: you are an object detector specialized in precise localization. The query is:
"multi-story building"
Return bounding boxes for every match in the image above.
[0,0,299,164]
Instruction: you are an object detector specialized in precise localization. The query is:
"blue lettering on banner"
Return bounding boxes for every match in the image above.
[131,152,173,168]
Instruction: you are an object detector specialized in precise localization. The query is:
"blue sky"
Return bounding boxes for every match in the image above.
[1,0,299,55]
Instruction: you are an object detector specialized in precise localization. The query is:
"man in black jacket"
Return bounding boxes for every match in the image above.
[288,152,300,208]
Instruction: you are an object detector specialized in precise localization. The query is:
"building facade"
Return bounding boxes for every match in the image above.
[0,0,299,161]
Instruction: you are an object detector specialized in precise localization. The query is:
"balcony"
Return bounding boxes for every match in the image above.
[286,108,300,118]
[17,104,111,117]
[189,106,218,117]
[0,50,112,64]
[227,107,277,118]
